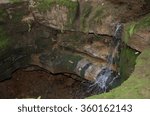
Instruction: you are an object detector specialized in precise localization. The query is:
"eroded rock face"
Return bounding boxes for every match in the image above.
[88,47,150,98]
[0,1,121,91]
[123,14,150,52]
[0,0,150,92]
[31,0,150,35]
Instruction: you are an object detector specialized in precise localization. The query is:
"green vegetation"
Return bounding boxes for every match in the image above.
[135,14,150,29]
[0,27,10,49]
[59,32,85,50]
[9,0,21,3]
[57,53,82,72]
[89,7,104,24]
[80,2,105,33]
[46,50,82,73]
[37,0,78,26]
[80,3,92,31]
[88,48,150,99]
[119,46,138,82]
[12,12,24,23]
[123,14,150,43]
[37,0,77,12]
[123,23,136,43]
[0,9,7,22]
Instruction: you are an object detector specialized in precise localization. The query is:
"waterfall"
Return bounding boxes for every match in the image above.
[88,23,123,93]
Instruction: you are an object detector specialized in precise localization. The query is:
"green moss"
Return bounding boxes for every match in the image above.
[135,14,150,29]
[0,28,10,49]
[119,46,139,82]
[91,7,103,24]
[123,14,150,43]
[88,48,150,99]
[9,0,21,3]
[37,0,78,25]
[81,5,104,32]
[12,12,24,23]
[94,34,103,40]
[80,3,92,31]
[0,9,7,22]
[58,53,82,72]
[45,50,82,73]
[59,32,85,50]
[124,23,136,43]
[128,24,136,37]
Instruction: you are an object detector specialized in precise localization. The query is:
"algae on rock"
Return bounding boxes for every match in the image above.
[0,28,10,49]
[36,0,78,28]
[123,13,150,51]
[119,46,138,82]
[88,48,150,99]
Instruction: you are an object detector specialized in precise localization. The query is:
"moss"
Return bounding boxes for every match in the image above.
[136,49,150,66]
[80,3,92,31]
[37,0,78,26]
[59,32,85,50]
[9,0,22,3]
[123,23,136,43]
[135,14,150,29]
[91,7,103,24]
[11,12,24,23]
[58,53,82,72]
[119,46,139,82]
[81,5,104,32]
[123,13,150,43]
[88,48,150,99]
[0,9,7,22]
[43,50,83,73]
[0,28,10,49]
[94,34,103,40]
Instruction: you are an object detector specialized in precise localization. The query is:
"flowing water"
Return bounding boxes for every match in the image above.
[88,24,123,93]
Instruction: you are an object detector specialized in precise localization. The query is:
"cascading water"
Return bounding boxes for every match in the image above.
[88,23,123,93]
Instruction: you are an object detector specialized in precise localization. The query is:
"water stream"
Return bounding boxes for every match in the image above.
[88,24,123,93]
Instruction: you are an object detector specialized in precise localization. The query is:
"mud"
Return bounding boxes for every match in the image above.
[0,68,92,99]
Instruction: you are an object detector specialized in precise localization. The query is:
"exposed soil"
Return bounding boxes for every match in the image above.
[0,69,92,99]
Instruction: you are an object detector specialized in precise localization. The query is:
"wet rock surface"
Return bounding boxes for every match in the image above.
[0,1,120,87]
[89,47,150,98]
[0,0,150,98]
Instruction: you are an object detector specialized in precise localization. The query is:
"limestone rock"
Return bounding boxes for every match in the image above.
[32,0,150,35]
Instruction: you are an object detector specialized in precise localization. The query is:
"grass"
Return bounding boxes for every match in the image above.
[92,7,104,24]
[80,3,92,31]
[79,1,105,33]
[135,13,150,29]
[88,48,150,99]
[88,6,104,27]
[123,23,136,43]
[123,13,150,44]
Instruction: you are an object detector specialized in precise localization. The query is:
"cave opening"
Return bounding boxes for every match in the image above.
[0,44,139,99]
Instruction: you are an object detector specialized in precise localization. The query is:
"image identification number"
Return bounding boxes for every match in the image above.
[80,104,132,112]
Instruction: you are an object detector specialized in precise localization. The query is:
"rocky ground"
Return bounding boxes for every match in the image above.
[0,69,92,99]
